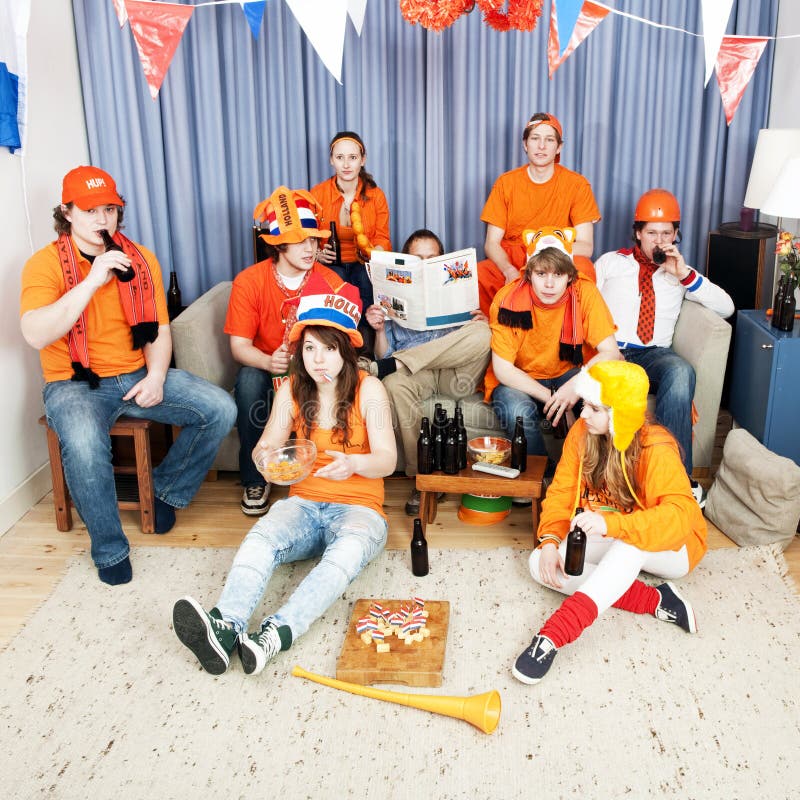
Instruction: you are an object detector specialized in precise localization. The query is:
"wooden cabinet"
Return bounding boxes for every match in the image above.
[729,310,800,465]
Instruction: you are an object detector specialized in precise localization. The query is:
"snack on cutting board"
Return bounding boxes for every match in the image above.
[355,597,430,653]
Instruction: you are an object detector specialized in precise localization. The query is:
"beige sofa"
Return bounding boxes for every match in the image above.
[171,282,730,475]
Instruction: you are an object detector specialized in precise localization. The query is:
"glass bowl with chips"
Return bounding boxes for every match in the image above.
[255,439,317,485]
[466,436,512,466]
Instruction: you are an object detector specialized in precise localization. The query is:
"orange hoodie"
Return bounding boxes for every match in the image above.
[538,419,707,570]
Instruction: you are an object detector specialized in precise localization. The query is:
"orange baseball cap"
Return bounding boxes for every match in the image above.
[61,166,124,210]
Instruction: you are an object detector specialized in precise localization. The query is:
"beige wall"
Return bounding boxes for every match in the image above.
[0,0,88,533]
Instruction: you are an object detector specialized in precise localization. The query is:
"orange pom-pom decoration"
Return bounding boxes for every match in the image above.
[350,200,373,259]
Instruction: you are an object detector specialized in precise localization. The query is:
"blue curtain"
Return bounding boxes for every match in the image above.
[72,0,778,302]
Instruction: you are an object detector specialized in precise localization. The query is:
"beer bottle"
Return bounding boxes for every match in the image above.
[771,274,787,329]
[432,406,446,472]
[167,270,183,319]
[100,229,135,282]
[455,404,468,470]
[777,273,797,332]
[417,417,433,475]
[410,518,429,577]
[511,415,527,472]
[329,221,342,266]
[564,508,587,576]
[443,419,459,475]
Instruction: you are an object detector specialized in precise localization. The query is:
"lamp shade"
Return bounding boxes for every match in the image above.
[743,129,800,209]
[760,157,800,219]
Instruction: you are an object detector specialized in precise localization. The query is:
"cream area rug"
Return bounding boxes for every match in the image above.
[0,544,798,800]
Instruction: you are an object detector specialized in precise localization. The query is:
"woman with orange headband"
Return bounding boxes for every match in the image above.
[311,131,391,346]
[512,360,707,685]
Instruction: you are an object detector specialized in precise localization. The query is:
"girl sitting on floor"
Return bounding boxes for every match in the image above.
[513,360,707,684]
[173,277,396,676]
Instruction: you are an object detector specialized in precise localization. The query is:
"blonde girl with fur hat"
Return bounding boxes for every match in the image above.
[513,360,707,684]
[174,280,396,677]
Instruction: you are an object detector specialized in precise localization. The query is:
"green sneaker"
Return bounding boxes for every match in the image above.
[238,619,292,676]
[173,596,238,674]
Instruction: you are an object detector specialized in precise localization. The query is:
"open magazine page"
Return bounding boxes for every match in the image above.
[368,248,478,331]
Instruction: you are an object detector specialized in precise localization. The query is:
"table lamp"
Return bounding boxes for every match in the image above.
[743,128,800,230]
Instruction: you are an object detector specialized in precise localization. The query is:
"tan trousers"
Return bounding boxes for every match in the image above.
[383,321,491,476]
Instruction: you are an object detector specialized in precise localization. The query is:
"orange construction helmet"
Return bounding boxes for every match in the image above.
[634,189,680,223]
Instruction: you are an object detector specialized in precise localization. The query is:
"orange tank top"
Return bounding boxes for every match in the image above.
[289,374,385,518]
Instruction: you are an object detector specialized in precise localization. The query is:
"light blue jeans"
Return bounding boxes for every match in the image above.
[216,496,388,640]
[43,368,236,570]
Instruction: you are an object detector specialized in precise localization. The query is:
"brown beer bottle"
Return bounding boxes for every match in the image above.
[329,221,342,266]
[564,508,587,576]
[410,518,429,576]
[417,417,433,475]
[100,229,135,282]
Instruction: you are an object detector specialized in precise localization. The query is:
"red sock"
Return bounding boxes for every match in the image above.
[612,579,659,615]
[539,591,598,648]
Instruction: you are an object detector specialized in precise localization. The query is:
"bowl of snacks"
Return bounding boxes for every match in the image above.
[255,439,317,485]
[466,436,512,466]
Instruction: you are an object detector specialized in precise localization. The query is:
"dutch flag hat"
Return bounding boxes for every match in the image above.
[253,186,330,245]
[288,273,363,348]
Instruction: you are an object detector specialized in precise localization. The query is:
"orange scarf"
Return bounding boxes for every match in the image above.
[57,232,159,388]
[497,278,584,364]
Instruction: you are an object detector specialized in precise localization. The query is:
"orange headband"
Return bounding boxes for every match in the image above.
[329,136,365,155]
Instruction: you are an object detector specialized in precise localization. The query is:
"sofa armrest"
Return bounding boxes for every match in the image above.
[672,300,732,471]
[171,281,238,392]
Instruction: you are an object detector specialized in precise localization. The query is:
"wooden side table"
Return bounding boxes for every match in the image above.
[415,455,548,536]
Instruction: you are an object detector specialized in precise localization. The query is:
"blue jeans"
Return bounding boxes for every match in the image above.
[622,347,695,473]
[491,368,580,456]
[43,368,236,570]
[234,366,275,486]
[216,496,387,639]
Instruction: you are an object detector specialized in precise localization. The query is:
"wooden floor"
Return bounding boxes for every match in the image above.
[1,410,798,652]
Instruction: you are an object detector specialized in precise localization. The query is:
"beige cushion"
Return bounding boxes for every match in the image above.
[705,428,800,550]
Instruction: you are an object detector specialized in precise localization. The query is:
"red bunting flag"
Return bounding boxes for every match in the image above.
[548,0,609,78]
[125,0,193,100]
[715,36,768,126]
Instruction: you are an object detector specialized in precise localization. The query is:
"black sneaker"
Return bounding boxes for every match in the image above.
[690,480,707,509]
[239,619,291,675]
[241,484,270,516]
[512,634,558,684]
[654,582,697,633]
[173,596,238,674]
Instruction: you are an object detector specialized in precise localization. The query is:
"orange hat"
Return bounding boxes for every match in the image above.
[288,274,363,348]
[62,166,124,210]
[253,186,330,245]
[634,189,681,223]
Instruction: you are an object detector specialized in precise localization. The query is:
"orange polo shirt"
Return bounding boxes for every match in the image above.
[310,177,391,262]
[20,239,169,383]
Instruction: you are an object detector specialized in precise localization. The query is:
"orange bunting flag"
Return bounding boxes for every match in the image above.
[548,0,609,78]
[125,0,194,100]
[715,36,768,126]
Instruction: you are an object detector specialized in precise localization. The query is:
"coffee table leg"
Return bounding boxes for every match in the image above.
[531,497,541,534]
[418,490,438,528]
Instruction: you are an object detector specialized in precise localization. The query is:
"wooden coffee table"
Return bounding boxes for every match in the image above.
[415,455,548,535]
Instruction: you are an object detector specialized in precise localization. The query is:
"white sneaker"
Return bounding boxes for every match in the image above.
[690,480,706,509]
[241,484,270,516]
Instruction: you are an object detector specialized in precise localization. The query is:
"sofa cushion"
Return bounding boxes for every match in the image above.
[705,428,800,550]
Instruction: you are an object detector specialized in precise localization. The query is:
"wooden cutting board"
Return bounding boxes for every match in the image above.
[336,598,450,687]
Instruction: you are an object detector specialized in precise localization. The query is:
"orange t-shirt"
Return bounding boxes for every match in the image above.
[480,164,600,269]
[224,260,344,355]
[483,274,616,401]
[310,177,391,263]
[290,373,385,518]
[20,239,169,383]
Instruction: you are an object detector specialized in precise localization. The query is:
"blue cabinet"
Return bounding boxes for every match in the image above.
[729,310,800,465]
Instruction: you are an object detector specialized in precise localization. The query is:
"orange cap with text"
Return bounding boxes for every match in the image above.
[61,166,124,210]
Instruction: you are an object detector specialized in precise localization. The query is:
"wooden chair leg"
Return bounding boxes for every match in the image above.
[44,425,73,532]
[133,426,155,534]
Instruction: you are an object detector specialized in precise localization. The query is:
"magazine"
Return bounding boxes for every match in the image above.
[367,247,478,331]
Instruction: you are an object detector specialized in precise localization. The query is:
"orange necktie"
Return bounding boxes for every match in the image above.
[635,256,657,344]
